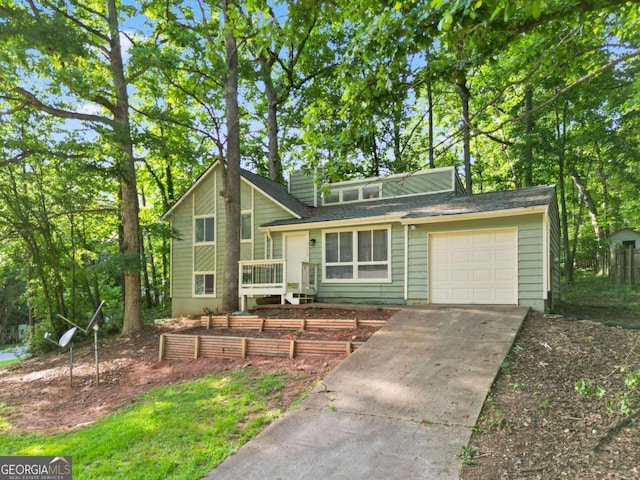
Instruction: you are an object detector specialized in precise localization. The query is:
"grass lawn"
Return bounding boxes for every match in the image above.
[0,369,296,479]
[557,271,640,328]
[562,271,640,308]
[0,358,20,368]
[0,343,28,368]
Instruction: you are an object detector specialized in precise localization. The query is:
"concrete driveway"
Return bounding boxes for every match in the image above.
[204,306,528,480]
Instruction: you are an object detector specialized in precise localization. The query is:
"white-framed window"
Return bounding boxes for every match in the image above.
[241,211,252,241]
[194,216,215,243]
[194,273,215,296]
[323,184,382,205]
[323,226,391,282]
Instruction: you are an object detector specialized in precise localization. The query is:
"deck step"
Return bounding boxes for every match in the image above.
[284,292,316,305]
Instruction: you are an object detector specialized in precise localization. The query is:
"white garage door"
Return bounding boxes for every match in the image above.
[429,228,518,305]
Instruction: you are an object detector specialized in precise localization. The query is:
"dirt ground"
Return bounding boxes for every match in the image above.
[461,308,640,480]
[1,304,639,479]
[0,306,391,435]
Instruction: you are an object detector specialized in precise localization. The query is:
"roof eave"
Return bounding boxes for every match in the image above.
[401,204,548,225]
[240,176,303,220]
[261,214,406,233]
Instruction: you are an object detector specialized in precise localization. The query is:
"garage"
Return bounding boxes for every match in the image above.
[429,228,518,305]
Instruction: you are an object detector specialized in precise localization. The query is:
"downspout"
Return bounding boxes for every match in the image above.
[266,230,273,259]
[404,224,409,301]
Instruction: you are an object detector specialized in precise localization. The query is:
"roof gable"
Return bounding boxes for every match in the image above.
[609,228,640,241]
[161,161,309,220]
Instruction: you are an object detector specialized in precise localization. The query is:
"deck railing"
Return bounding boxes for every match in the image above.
[238,260,318,302]
[299,261,318,293]
[239,259,286,295]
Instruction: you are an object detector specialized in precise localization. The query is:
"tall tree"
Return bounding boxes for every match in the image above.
[0,0,144,332]
[243,0,335,183]
[222,0,241,312]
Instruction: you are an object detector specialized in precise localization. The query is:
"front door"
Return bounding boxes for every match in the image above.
[284,232,309,287]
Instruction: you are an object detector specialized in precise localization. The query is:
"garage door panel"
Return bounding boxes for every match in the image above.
[430,229,518,305]
[431,287,451,302]
[472,288,492,302]
[453,270,470,282]
[451,289,471,303]
[495,268,515,281]
[452,235,471,247]
[473,270,492,282]
[431,271,451,282]
[494,231,515,244]
[451,251,471,263]
[496,289,518,302]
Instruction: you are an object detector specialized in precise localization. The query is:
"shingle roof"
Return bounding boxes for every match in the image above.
[403,185,556,220]
[163,161,555,228]
[262,184,555,228]
[161,161,310,220]
[240,169,310,218]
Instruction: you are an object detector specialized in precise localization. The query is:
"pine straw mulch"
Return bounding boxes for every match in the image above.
[461,311,640,480]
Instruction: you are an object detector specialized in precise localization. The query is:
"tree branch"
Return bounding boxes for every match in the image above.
[7,87,114,126]
[42,0,110,45]
[473,49,640,137]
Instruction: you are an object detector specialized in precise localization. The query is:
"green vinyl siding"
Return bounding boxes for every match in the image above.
[315,224,406,305]
[382,169,453,197]
[407,228,429,301]
[254,189,297,259]
[518,222,544,309]
[169,173,219,314]
[240,243,253,261]
[194,245,215,271]
[288,171,319,206]
[170,203,193,299]
[168,165,299,316]
[193,175,216,216]
[240,181,253,210]
[406,213,547,311]
[168,163,553,315]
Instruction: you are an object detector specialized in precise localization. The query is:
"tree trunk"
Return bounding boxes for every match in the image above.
[556,104,573,281]
[523,85,534,187]
[107,0,142,333]
[140,188,154,309]
[146,233,159,305]
[455,72,472,193]
[427,77,435,169]
[263,76,284,184]
[393,100,402,169]
[222,0,241,313]
[570,168,603,246]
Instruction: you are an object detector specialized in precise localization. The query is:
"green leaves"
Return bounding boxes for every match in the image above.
[575,378,605,399]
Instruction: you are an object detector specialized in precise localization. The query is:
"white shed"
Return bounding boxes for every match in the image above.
[609,228,640,249]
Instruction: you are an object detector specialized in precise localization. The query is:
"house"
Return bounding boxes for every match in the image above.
[162,162,560,316]
[608,228,640,250]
